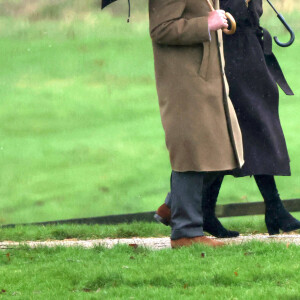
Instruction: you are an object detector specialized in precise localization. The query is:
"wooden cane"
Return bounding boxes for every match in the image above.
[205,0,237,35]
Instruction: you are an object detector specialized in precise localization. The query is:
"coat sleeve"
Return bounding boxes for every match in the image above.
[149,0,210,45]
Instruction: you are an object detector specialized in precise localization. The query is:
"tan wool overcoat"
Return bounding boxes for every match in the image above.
[149,0,244,172]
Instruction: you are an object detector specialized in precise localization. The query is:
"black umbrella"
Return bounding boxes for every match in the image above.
[101,0,131,22]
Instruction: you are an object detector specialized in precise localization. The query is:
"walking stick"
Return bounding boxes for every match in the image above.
[205,0,236,35]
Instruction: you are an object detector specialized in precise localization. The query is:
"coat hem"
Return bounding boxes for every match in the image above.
[171,160,245,173]
[230,172,291,178]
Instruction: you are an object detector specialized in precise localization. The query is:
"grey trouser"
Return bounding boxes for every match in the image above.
[167,171,221,240]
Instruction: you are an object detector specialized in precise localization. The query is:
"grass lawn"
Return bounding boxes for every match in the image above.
[0,2,300,298]
[1,242,300,299]
[0,5,299,226]
[0,212,299,242]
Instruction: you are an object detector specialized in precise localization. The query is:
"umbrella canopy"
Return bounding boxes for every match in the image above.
[101,0,117,9]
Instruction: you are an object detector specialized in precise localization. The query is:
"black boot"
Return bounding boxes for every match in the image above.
[255,175,300,235]
[203,174,239,238]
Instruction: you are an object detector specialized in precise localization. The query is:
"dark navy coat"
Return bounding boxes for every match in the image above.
[220,0,292,176]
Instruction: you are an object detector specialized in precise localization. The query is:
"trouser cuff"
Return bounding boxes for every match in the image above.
[171,227,204,240]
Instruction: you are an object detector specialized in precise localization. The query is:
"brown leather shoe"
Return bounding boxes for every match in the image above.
[171,236,225,248]
[154,203,171,226]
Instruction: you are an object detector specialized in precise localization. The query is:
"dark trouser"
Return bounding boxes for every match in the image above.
[166,174,284,230]
[168,171,222,240]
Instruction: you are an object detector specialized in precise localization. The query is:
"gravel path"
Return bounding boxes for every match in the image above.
[1,233,300,250]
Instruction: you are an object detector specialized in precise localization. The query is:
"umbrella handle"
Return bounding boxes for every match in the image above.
[266,0,295,47]
[223,12,236,35]
[273,14,295,47]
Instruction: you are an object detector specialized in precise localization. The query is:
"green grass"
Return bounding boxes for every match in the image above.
[0,7,299,226]
[0,4,299,299]
[0,222,170,241]
[1,213,300,242]
[0,242,300,299]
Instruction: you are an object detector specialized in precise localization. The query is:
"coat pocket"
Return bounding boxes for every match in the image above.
[198,41,210,80]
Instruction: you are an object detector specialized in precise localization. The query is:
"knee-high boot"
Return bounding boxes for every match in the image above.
[202,174,239,238]
[255,175,300,235]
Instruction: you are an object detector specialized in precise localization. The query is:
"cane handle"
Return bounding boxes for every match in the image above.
[223,12,236,35]
[205,0,236,35]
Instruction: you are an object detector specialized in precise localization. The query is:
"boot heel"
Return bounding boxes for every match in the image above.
[154,213,170,226]
[265,217,280,235]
